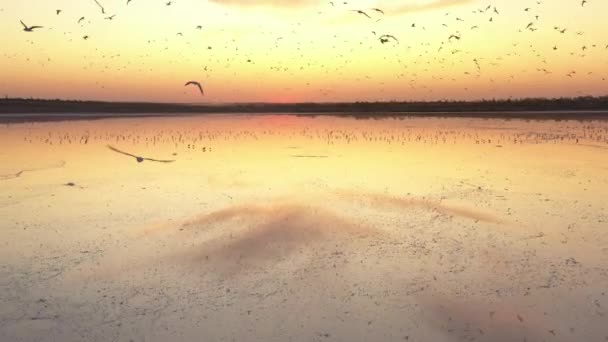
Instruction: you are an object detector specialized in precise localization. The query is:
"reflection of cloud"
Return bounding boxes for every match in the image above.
[175,203,376,274]
[336,190,503,224]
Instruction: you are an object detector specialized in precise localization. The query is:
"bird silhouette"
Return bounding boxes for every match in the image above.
[185,81,204,96]
[350,10,371,19]
[107,145,175,163]
[20,20,43,32]
[93,0,105,14]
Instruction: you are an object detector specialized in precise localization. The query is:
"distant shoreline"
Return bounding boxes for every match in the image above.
[2,111,608,123]
[2,97,608,122]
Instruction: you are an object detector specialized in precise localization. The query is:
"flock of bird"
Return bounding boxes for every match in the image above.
[4,0,607,101]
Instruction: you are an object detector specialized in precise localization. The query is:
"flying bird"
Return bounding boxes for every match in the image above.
[379,34,399,44]
[93,0,105,14]
[185,81,204,96]
[20,20,43,32]
[351,10,371,19]
[107,145,175,163]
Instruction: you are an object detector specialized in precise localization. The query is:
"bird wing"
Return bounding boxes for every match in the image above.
[30,26,43,30]
[351,10,371,19]
[185,81,204,95]
[20,20,27,29]
[94,0,106,13]
[142,158,176,163]
[107,145,139,159]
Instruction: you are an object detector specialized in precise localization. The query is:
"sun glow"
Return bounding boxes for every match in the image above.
[1,0,607,102]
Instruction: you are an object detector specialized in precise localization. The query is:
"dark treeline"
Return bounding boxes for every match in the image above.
[1,96,608,121]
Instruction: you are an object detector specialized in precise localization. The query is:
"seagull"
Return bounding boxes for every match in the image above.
[350,10,371,19]
[56,9,62,15]
[379,34,399,44]
[20,20,43,32]
[93,0,105,14]
[107,145,175,163]
[185,81,204,96]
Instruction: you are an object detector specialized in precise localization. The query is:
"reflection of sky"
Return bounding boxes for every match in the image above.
[0,0,607,102]
[2,115,607,202]
[1,116,607,341]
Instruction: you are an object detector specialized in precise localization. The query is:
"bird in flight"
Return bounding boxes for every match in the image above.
[371,8,384,15]
[107,145,175,163]
[20,20,43,32]
[351,10,371,19]
[185,81,204,96]
[379,34,399,44]
[93,0,106,14]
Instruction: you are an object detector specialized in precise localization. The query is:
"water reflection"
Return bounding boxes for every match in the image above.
[0,115,607,342]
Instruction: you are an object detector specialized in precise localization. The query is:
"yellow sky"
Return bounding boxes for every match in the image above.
[0,0,607,103]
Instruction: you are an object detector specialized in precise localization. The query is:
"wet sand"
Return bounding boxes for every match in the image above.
[1,115,607,341]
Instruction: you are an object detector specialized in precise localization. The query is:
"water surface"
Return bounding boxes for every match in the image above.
[1,114,607,341]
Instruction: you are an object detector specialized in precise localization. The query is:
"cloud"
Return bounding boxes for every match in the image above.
[207,0,317,8]
[388,0,474,13]
[208,0,474,12]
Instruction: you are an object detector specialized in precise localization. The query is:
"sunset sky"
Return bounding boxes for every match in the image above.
[0,0,606,103]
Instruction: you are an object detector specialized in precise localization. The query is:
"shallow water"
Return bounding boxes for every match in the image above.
[1,114,607,342]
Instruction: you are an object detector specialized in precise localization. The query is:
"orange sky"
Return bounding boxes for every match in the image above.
[0,0,607,103]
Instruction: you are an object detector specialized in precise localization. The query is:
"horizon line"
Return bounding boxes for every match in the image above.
[2,94,608,106]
